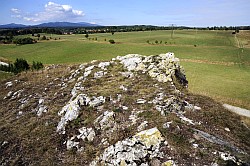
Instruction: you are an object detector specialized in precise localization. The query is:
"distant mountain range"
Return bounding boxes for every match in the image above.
[0,22,100,29]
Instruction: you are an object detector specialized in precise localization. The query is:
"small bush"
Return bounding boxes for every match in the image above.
[13,58,30,74]
[42,36,47,40]
[32,61,44,71]
[0,58,43,74]
[109,39,115,44]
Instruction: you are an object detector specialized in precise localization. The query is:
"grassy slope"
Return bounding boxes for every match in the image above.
[0,30,249,109]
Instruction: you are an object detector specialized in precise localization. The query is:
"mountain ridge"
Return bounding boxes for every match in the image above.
[0,22,100,29]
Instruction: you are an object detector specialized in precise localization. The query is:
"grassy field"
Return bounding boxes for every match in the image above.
[0,30,249,109]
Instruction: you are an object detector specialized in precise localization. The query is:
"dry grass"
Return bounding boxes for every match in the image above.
[1,60,250,165]
[237,30,250,48]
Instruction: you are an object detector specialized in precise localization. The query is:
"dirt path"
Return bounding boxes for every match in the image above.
[223,104,250,118]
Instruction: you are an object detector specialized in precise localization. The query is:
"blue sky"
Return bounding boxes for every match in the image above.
[1,0,249,26]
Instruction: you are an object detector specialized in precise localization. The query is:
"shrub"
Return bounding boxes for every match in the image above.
[155,40,158,44]
[109,39,115,44]
[32,61,44,71]
[13,58,30,74]
[42,36,46,40]
[0,58,43,74]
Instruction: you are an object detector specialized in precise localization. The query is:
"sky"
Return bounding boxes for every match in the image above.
[1,0,249,27]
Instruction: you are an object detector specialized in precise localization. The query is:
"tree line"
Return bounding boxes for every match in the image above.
[1,25,249,37]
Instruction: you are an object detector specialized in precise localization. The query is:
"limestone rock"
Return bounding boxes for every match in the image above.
[137,121,148,131]
[57,94,90,134]
[35,98,48,116]
[92,127,165,166]
[84,65,95,77]
[89,96,105,107]
[116,53,188,87]
[66,136,79,150]
[136,99,147,104]
[77,127,95,142]
[94,111,116,131]
[5,81,13,88]
[98,62,111,70]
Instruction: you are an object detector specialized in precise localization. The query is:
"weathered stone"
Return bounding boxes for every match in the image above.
[98,62,111,70]
[137,99,147,104]
[57,94,90,134]
[116,53,188,87]
[94,111,115,130]
[4,91,13,99]
[89,96,105,107]
[225,127,230,132]
[163,121,172,129]
[66,136,79,150]
[161,160,176,166]
[5,81,13,88]
[0,61,9,66]
[84,65,95,77]
[92,127,165,165]
[94,71,107,79]
[137,121,148,131]
[77,127,95,142]
[120,71,134,78]
[219,152,237,162]
[119,85,128,91]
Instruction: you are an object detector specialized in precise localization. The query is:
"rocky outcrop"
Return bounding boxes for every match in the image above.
[90,127,166,166]
[1,53,249,166]
[116,53,188,86]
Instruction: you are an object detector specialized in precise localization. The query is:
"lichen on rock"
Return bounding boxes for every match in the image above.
[91,127,166,166]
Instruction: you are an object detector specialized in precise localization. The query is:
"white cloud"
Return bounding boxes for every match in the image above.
[10,2,85,22]
[11,8,21,14]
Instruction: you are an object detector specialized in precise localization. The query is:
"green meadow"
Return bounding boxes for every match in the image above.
[0,30,249,109]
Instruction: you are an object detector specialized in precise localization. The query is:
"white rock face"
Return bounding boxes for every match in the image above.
[92,127,165,166]
[94,71,107,79]
[77,127,95,142]
[219,152,237,162]
[57,94,90,134]
[115,53,187,86]
[89,96,106,107]
[66,136,79,150]
[98,62,110,70]
[84,65,95,77]
[117,54,143,71]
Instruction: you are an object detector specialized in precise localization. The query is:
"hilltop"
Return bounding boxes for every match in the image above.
[0,53,249,165]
